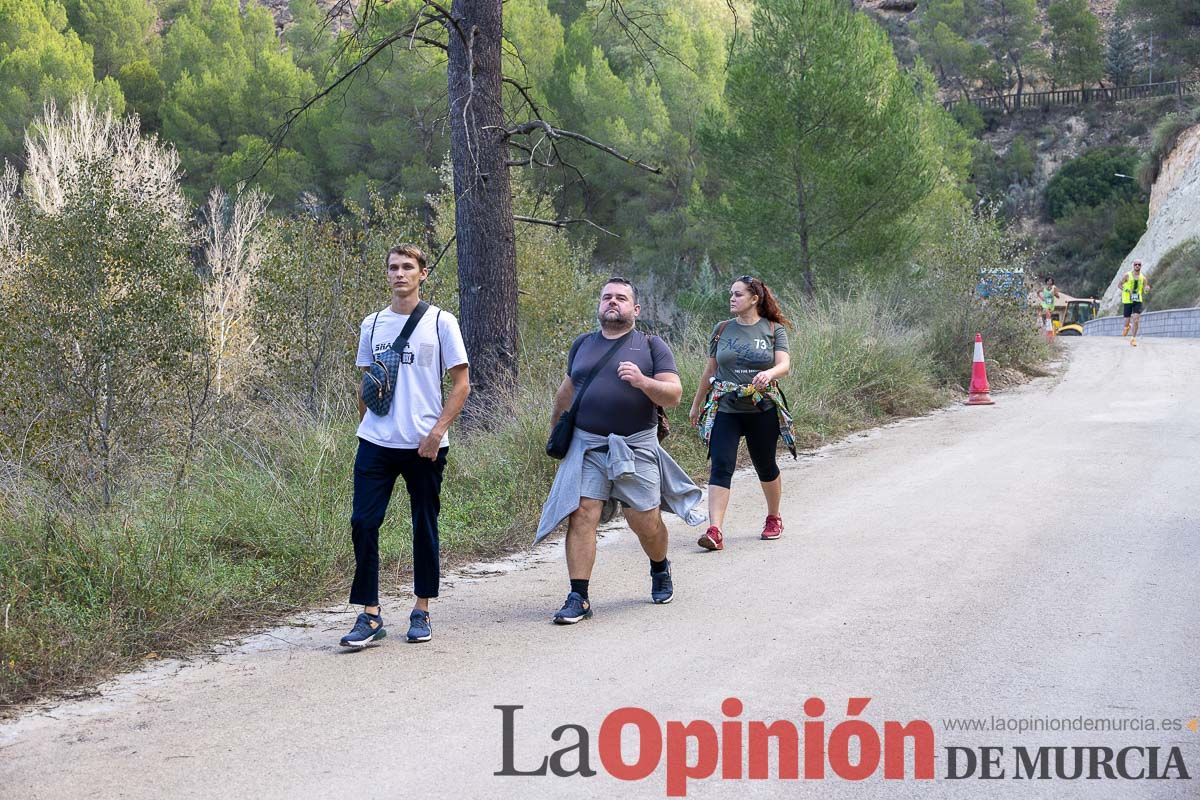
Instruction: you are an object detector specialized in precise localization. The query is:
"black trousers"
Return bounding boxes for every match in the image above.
[349,438,447,606]
[708,410,781,489]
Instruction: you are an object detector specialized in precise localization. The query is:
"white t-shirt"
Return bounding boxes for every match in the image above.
[355,304,469,449]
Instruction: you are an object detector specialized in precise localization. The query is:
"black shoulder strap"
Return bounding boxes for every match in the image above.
[389,301,429,354]
[436,308,445,403]
[436,308,444,376]
[569,331,630,413]
[369,310,382,351]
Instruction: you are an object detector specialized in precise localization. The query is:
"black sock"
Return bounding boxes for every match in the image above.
[650,558,669,574]
[570,579,589,599]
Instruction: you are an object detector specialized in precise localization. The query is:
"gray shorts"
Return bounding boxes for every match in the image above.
[580,445,662,512]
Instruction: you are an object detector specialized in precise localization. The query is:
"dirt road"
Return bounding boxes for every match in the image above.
[3,337,1198,799]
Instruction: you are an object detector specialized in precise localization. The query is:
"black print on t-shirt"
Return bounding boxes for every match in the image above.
[373,341,415,364]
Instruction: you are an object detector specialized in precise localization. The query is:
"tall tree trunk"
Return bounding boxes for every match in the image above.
[447,0,518,422]
[795,170,815,297]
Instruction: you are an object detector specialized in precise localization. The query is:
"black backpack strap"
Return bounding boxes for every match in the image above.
[569,331,631,414]
[389,300,429,355]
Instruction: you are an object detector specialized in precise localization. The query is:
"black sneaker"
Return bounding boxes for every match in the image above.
[553,591,593,624]
[339,612,386,647]
[650,561,674,604]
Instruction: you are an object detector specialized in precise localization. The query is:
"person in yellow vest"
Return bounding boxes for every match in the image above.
[1121,260,1150,346]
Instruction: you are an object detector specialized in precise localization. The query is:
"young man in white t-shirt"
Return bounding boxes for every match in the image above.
[340,244,470,647]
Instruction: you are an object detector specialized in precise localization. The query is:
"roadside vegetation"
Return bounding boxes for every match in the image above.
[1142,238,1200,309]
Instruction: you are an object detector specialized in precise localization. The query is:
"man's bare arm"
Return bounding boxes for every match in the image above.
[417,364,470,459]
[637,372,684,408]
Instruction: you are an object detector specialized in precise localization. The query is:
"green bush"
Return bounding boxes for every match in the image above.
[1044,146,1142,221]
[951,102,985,137]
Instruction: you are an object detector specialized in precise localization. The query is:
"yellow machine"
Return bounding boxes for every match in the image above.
[1051,297,1099,336]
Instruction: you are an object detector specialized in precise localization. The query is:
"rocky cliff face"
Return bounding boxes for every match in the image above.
[1101,124,1200,310]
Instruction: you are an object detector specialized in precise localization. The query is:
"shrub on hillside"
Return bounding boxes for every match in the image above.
[0,101,201,505]
[1043,146,1142,221]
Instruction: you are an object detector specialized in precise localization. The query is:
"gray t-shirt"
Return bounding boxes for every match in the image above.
[708,318,790,413]
[568,329,678,436]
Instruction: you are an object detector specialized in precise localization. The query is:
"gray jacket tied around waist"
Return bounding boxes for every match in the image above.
[535,426,706,543]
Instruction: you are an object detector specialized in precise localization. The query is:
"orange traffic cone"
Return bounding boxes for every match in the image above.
[965,332,995,406]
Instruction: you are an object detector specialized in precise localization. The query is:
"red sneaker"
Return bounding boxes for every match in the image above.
[697,525,724,551]
[761,515,783,540]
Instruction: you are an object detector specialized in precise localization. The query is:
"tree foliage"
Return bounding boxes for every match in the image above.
[1043,145,1142,220]
[63,0,157,79]
[1104,14,1138,87]
[0,0,124,160]
[158,0,315,200]
[1046,0,1103,90]
[1118,0,1200,74]
[700,0,965,294]
[914,0,1047,106]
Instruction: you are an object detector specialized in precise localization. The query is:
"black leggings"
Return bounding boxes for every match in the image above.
[708,410,781,489]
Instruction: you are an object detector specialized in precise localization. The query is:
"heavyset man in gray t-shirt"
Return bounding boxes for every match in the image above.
[536,278,705,624]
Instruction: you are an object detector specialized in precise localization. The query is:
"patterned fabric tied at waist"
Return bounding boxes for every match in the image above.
[697,380,797,458]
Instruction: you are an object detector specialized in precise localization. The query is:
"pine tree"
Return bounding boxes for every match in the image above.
[0,0,124,159]
[700,0,964,294]
[1047,0,1103,90]
[1105,14,1137,87]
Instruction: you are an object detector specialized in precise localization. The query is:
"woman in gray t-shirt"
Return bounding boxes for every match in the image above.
[688,276,792,551]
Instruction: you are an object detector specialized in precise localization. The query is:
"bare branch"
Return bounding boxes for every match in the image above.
[429,235,456,272]
[497,120,661,174]
[501,77,543,117]
[597,0,697,79]
[498,78,586,184]
[724,0,741,69]
[423,0,470,46]
[513,215,620,237]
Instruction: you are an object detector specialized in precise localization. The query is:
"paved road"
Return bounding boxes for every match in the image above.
[3,337,1199,799]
